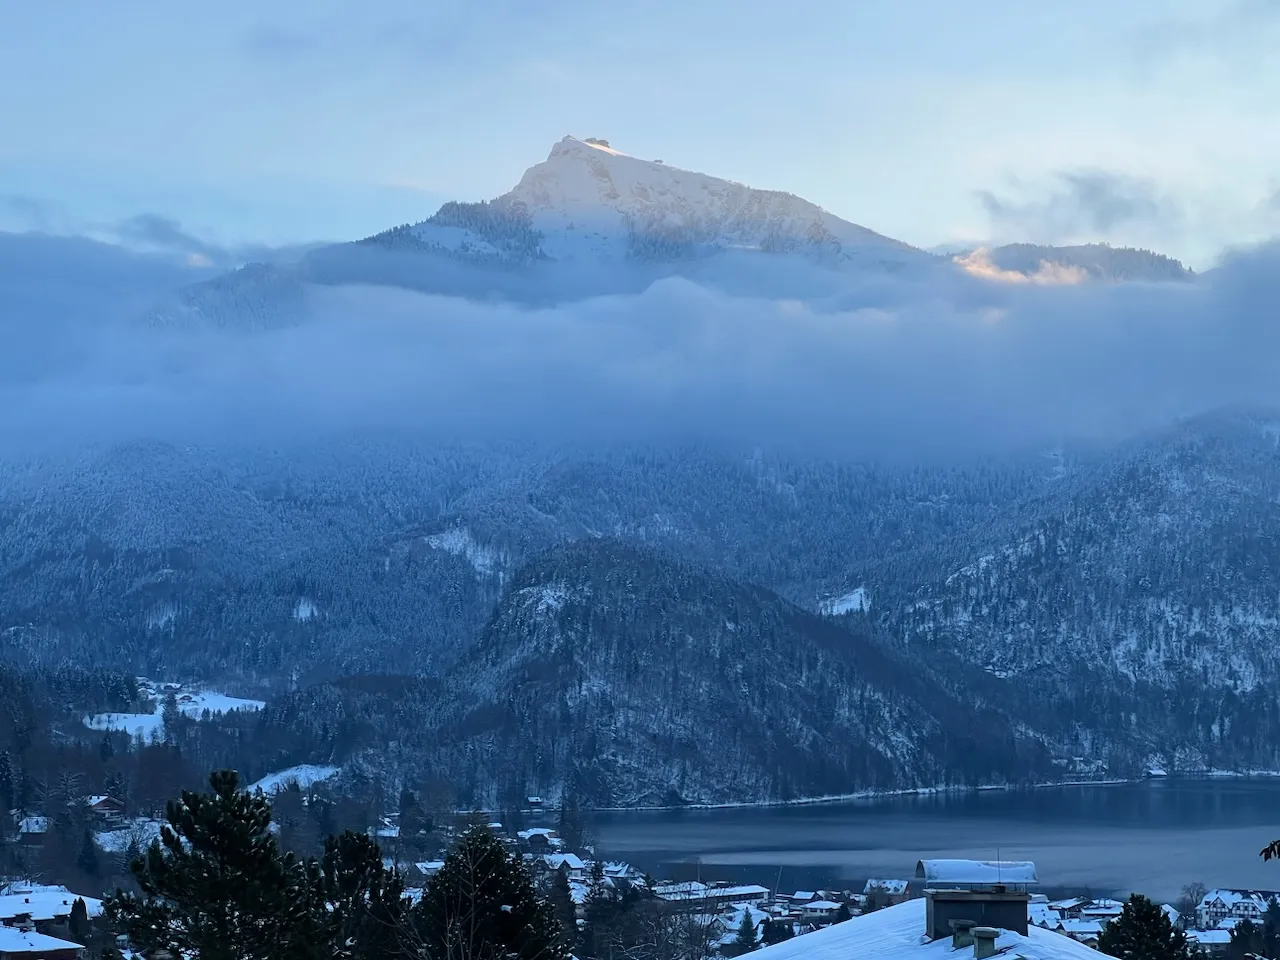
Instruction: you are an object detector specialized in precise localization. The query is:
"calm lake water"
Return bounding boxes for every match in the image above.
[591,780,1280,900]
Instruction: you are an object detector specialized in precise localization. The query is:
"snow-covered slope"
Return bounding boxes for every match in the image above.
[148,137,935,327]
[490,136,922,267]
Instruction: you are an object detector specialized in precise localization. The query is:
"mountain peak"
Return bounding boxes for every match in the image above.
[547,135,625,160]
[496,135,917,264]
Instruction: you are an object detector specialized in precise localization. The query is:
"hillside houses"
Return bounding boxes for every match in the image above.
[1197,888,1280,929]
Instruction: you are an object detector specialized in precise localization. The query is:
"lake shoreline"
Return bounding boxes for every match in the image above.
[587,770,1280,814]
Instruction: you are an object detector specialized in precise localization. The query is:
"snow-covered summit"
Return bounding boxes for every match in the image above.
[492,135,921,265]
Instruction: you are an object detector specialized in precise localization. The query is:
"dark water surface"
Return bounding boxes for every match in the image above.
[592,780,1280,900]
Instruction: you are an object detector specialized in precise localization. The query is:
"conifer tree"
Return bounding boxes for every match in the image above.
[1098,893,1199,960]
[105,770,326,960]
[68,897,91,947]
[731,910,760,955]
[761,917,794,945]
[413,826,567,960]
[77,826,100,877]
[548,867,578,951]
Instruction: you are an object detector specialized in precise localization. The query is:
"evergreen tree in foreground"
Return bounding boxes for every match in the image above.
[548,867,578,950]
[1098,894,1200,960]
[106,770,326,960]
[412,826,567,960]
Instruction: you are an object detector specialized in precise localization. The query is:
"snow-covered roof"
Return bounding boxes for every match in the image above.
[802,900,842,911]
[1028,903,1060,927]
[0,890,104,922]
[1190,930,1232,946]
[414,861,445,875]
[1162,904,1181,922]
[16,817,47,834]
[914,859,1038,886]
[655,882,769,903]
[1049,897,1086,910]
[1201,887,1280,909]
[544,853,586,871]
[0,927,85,954]
[790,890,815,901]
[516,827,557,840]
[1057,919,1103,935]
[751,898,1100,960]
[864,879,909,894]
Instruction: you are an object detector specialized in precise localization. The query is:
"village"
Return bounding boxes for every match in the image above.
[4,789,1279,959]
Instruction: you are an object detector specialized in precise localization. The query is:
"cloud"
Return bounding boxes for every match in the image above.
[104,214,320,269]
[977,170,1179,245]
[0,194,71,234]
[112,214,230,264]
[4,236,1280,460]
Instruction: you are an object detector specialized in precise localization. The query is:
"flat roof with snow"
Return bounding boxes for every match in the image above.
[915,859,1038,887]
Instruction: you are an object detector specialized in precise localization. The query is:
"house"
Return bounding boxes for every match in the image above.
[1188,929,1232,956]
[787,891,816,906]
[0,887,103,934]
[0,927,83,960]
[748,896,1101,960]
[864,879,910,906]
[1028,903,1060,929]
[1047,898,1087,919]
[655,883,771,912]
[413,861,445,880]
[516,828,559,853]
[1161,904,1181,929]
[14,820,47,848]
[82,796,124,825]
[713,905,768,951]
[799,900,842,923]
[1056,918,1104,947]
[1080,898,1124,922]
[1197,888,1280,929]
[543,853,587,880]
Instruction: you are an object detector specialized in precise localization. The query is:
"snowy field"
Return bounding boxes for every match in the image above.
[85,687,265,738]
[250,764,341,794]
[95,818,165,853]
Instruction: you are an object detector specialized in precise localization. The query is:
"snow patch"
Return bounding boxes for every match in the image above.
[293,597,318,621]
[251,764,341,794]
[820,587,871,615]
[423,528,506,578]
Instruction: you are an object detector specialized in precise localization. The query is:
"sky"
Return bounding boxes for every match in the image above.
[3,0,1279,269]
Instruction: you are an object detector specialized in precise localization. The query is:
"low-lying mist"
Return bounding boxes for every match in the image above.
[3,231,1280,459]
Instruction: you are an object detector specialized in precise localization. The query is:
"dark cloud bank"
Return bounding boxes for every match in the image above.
[2,230,1280,460]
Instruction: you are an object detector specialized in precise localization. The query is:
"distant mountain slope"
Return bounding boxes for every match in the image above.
[958,243,1192,282]
[892,410,1280,772]
[298,540,1054,806]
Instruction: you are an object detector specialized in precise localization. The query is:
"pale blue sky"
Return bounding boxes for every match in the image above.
[3,0,1278,267]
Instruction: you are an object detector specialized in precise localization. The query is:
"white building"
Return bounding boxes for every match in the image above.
[1197,888,1280,929]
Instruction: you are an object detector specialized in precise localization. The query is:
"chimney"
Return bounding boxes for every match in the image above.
[950,919,976,949]
[972,926,1000,960]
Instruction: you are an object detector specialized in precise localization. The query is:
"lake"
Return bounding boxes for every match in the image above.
[591,780,1280,900]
